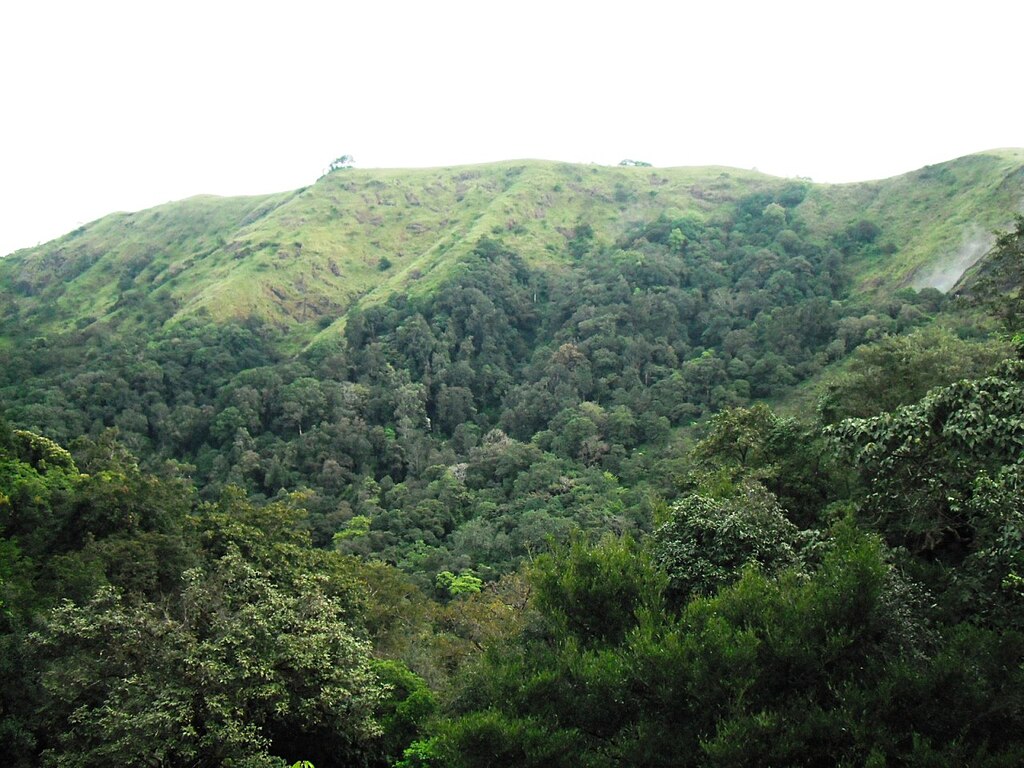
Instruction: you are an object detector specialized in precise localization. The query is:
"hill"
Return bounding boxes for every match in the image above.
[5,152,1024,767]
[3,150,1022,347]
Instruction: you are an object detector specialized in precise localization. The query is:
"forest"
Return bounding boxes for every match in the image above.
[2,160,1024,766]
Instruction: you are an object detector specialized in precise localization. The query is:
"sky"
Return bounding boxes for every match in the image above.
[1,0,1021,256]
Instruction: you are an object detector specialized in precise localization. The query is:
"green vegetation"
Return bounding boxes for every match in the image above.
[2,152,1024,766]
[3,153,1021,346]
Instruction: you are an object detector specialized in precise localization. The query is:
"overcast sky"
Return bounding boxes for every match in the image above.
[1,0,1021,256]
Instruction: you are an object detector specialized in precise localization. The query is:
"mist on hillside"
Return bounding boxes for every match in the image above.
[911,225,994,292]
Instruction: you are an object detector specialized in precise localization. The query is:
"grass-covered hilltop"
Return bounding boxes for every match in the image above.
[3,149,1024,767]
[5,149,1023,343]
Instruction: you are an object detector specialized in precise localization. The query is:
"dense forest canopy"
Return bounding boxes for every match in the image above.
[2,156,1024,766]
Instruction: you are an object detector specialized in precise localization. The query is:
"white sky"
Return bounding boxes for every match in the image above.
[1,0,1021,256]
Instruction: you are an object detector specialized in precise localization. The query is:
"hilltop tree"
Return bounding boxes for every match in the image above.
[329,155,354,172]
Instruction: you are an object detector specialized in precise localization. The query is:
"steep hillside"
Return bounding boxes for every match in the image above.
[2,151,1022,346]
[0,162,782,340]
[798,148,1024,292]
[4,152,1024,768]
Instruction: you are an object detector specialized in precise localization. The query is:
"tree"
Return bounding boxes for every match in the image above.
[953,214,1024,328]
[33,490,391,768]
[35,555,384,768]
[435,570,483,599]
[653,485,801,606]
[827,359,1024,560]
[329,155,354,172]
[531,533,664,648]
[691,403,778,470]
[955,465,1024,628]
[818,326,1012,423]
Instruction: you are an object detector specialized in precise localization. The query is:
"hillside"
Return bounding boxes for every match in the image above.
[3,150,1022,347]
[5,152,1024,767]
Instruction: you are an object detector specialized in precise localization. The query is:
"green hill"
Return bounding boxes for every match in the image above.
[3,150,1022,346]
[5,152,1024,768]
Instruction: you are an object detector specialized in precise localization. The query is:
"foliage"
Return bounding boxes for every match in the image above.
[435,570,483,598]
[329,154,354,172]
[955,465,1024,628]
[955,214,1024,327]
[34,563,382,768]
[372,659,437,764]
[419,523,1024,767]
[0,430,436,766]
[0,181,952,578]
[3,154,1024,764]
[29,487,391,767]
[531,533,665,648]
[827,359,1024,559]
[653,485,801,606]
[818,325,1013,423]
[684,404,839,526]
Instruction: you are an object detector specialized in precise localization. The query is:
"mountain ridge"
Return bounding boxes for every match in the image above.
[3,150,1023,347]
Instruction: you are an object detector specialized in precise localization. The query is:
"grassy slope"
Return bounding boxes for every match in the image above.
[0,192,296,332]
[2,152,1022,346]
[799,148,1024,292]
